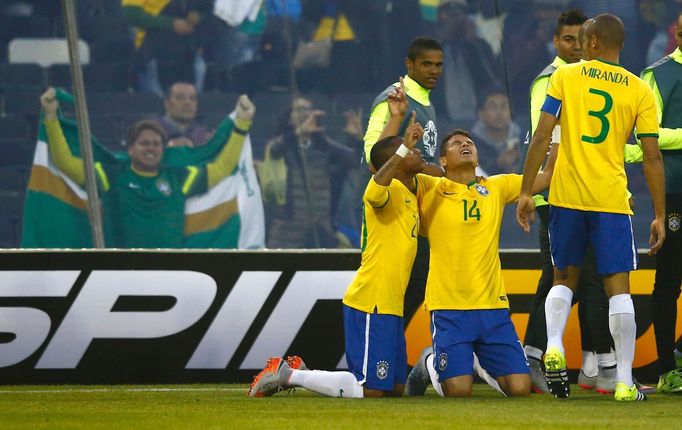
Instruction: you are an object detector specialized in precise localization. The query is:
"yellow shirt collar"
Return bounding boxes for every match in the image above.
[670,47,682,64]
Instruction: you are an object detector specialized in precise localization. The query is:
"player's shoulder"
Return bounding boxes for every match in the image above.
[485,173,521,191]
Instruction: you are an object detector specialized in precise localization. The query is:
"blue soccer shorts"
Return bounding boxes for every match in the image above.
[548,206,638,275]
[343,305,407,391]
[430,309,529,381]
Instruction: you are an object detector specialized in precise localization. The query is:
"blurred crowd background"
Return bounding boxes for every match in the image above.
[1,0,680,249]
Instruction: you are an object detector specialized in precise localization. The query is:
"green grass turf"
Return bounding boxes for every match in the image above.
[0,384,679,429]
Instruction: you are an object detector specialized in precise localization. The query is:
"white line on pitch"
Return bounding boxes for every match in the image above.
[0,387,246,394]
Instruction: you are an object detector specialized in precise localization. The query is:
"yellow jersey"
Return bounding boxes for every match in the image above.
[546,59,659,214]
[342,178,419,316]
[417,174,522,310]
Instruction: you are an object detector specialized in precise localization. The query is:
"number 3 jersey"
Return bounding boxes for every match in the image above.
[417,174,522,311]
[544,59,659,215]
[342,178,419,317]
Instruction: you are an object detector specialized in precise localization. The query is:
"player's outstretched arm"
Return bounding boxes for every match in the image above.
[530,141,559,194]
[640,135,666,255]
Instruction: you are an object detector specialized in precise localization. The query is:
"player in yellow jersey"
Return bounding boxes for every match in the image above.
[248,118,427,398]
[414,129,555,397]
[517,14,666,401]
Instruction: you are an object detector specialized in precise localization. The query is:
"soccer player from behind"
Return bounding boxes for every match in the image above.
[247,119,427,398]
[520,8,620,395]
[414,129,555,397]
[517,14,666,401]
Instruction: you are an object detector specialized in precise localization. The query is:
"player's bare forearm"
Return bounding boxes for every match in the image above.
[420,163,444,177]
[641,137,666,219]
[378,114,405,141]
[373,154,404,186]
[521,113,554,196]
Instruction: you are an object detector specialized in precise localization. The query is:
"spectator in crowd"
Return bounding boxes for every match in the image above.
[432,0,501,129]
[40,87,255,248]
[122,0,210,95]
[297,0,376,93]
[470,86,522,175]
[154,81,211,148]
[330,108,365,248]
[265,96,359,249]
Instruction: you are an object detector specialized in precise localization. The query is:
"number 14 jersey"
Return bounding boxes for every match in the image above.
[545,59,658,214]
[417,174,522,311]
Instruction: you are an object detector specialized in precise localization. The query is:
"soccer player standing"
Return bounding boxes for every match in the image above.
[517,14,666,401]
[521,9,619,395]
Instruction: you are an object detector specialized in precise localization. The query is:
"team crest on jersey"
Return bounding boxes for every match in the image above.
[669,213,681,232]
[422,120,438,157]
[155,178,172,196]
[438,353,448,371]
[474,184,489,196]
[376,361,389,380]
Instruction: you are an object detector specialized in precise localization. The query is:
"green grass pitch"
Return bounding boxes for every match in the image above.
[0,384,679,429]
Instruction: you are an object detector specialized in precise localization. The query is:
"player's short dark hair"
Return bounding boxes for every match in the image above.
[439,129,471,157]
[125,120,167,147]
[555,9,588,37]
[406,36,443,61]
[370,136,403,170]
[586,13,625,49]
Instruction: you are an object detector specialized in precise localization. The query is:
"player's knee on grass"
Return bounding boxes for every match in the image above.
[442,375,473,397]
[363,386,404,398]
[498,374,531,397]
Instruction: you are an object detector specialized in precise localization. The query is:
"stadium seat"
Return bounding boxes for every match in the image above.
[87,92,162,116]
[88,114,123,143]
[0,140,35,167]
[1,89,45,118]
[0,15,51,46]
[0,117,31,140]
[0,166,27,192]
[48,63,130,92]
[0,64,46,91]
[197,93,239,117]
[8,38,90,67]
[0,191,24,247]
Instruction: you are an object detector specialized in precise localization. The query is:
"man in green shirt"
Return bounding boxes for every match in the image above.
[363,36,444,343]
[39,87,254,248]
[631,12,682,394]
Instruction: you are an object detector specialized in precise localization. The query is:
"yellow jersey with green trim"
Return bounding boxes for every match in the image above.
[417,174,522,310]
[342,178,419,316]
[546,59,658,214]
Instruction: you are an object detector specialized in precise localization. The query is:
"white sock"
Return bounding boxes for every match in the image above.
[524,345,543,362]
[473,353,506,397]
[598,348,617,368]
[608,294,636,387]
[425,353,444,397]
[545,284,573,355]
[288,369,364,398]
[581,350,598,377]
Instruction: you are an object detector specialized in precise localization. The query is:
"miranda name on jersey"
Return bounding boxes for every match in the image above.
[581,66,629,86]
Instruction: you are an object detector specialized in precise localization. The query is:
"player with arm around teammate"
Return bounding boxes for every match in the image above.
[247,119,427,398]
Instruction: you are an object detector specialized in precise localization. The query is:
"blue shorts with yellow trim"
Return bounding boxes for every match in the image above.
[548,206,638,274]
[430,309,529,381]
[343,305,407,391]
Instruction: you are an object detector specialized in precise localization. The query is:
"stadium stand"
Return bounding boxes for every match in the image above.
[0,63,46,91]
[47,63,131,92]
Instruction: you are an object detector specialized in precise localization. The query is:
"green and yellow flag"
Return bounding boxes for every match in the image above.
[21,89,265,249]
